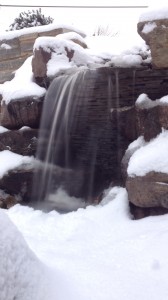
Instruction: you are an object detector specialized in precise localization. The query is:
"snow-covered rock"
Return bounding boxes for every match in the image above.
[138,7,168,68]
[126,131,168,210]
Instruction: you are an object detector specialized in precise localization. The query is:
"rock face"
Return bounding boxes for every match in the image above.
[126,172,168,208]
[0,96,44,129]
[0,128,38,156]
[136,102,168,141]
[0,167,34,204]
[137,19,168,68]
[32,47,51,87]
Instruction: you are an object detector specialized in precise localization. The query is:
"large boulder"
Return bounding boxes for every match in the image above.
[137,18,168,68]
[0,96,44,129]
[32,35,94,87]
[125,130,168,215]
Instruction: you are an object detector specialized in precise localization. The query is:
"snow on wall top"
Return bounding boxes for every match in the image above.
[139,6,168,22]
[0,23,86,41]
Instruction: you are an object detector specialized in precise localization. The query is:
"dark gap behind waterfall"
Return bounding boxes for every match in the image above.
[31,67,168,209]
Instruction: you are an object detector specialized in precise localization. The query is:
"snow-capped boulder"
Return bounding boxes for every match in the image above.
[138,8,168,68]
[32,35,96,86]
[126,131,168,210]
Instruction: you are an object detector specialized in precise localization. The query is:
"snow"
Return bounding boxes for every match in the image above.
[0,150,34,178]
[139,6,168,22]
[0,23,86,41]
[0,43,12,50]
[0,186,167,300]
[136,93,160,109]
[0,209,49,300]
[136,93,168,109]
[128,130,168,177]
[56,31,86,44]
[0,56,46,104]
[0,126,9,133]
[127,136,146,151]
[142,22,157,34]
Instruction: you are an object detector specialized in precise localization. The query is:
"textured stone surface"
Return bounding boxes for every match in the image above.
[136,103,168,141]
[0,96,44,129]
[0,167,34,204]
[0,128,38,156]
[32,47,51,87]
[138,19,168,68]
[126,172,168,208]
[0,193,18,209]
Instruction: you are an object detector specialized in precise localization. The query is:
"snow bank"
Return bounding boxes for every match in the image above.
[0,209,47,300]
[128,130,168,177]
[0,56,46,104]
[139,6,168,22]
[7,186,168,300]
[0,150,34,178]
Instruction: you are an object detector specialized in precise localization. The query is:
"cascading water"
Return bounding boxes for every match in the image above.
[32,67,136,211]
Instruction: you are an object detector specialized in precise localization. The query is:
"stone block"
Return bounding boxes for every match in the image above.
[0,38,20,61]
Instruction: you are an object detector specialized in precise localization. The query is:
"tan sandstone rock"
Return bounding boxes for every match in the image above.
[137,19,168,68]
[126,171,168,209]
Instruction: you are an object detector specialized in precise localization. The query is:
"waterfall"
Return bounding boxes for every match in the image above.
[32,67,134,211]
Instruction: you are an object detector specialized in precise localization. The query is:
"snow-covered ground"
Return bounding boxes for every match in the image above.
[0,187,167,300]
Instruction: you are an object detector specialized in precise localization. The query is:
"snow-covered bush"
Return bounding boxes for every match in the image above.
[8,8,53,31]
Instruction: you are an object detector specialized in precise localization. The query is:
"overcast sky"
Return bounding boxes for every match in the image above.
[0,0,166,34]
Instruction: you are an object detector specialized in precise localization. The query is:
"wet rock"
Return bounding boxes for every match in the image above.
[0,96,44,129]
[137,19,168,68]
[0,128,38,156]
[0,192,19,209]
[0,167,34,204]
[0,162,84,205]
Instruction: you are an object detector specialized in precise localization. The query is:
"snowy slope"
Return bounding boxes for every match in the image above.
[3,187,168,300]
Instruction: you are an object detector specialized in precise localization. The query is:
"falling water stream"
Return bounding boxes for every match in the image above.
[32,67,136,212]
